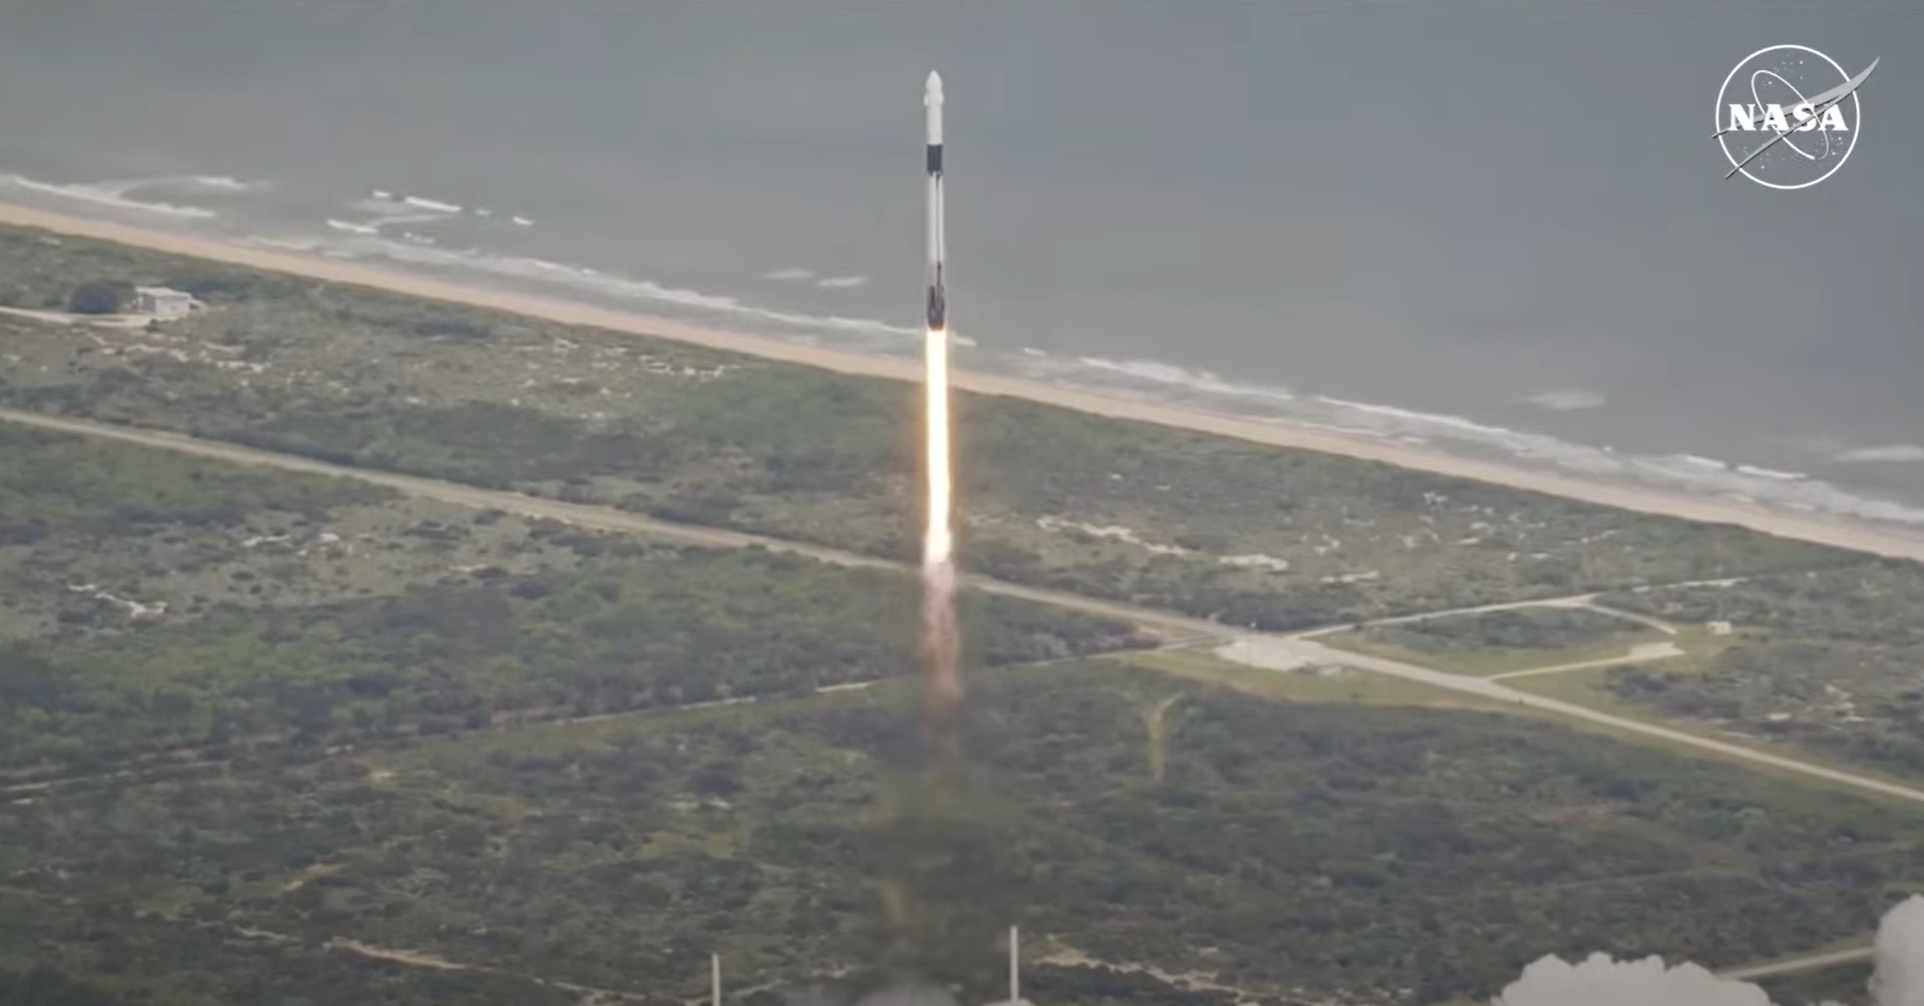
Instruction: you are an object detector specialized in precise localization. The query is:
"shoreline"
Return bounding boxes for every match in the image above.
[4,199,1923,565]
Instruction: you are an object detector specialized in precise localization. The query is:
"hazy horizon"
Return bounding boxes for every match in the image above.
[0,1,1919,520]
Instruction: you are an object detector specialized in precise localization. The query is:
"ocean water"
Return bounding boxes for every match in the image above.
[0,2,1921,530]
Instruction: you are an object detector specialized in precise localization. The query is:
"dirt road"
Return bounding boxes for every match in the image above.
[11,406,1924,811]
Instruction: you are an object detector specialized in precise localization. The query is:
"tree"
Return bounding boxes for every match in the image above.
[68,280,134,315]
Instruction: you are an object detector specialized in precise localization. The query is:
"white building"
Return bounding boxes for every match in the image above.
[133,286,196,320]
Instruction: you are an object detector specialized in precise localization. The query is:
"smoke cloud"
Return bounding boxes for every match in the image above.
[1493,955,1779,1006]
[1492,896,1924,1006]
[1872,897,1924,1006]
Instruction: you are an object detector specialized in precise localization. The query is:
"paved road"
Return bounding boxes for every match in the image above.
[1487,641,1685,681]
[0,407,1217,641]
[1717,945,1874,981]
[11,406,1924,810]
[1215,635,1924,807]
[1291,583,1735,640]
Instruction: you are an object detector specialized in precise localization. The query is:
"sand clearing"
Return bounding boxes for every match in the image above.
[4,200,1923,564]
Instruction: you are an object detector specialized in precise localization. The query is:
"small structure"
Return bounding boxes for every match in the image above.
[1707,621,1734,636]
[987,925,1034,1006]
[133,286,196,320]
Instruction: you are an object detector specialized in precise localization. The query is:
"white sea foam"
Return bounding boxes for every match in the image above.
[401,195,463,214]
[192,204,1924,536]
[815,274,869,289]
[242,236,321,253]
[1069,356,1298,406]
[1000,350,1924,529]
[1524,388,1607,411]
[1316,395,1514,438]
[328,237,922,342]
[115,174,267,195]
[1735,464,1806,481]
[1837,445,1924,464]
[186,175,255,191]
[3,174,217,219]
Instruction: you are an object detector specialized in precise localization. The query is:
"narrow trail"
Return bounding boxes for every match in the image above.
[3,406,1908,810]
[1487,641,1686,681]
[1716,944,1875,980]
[1216,634,1924,807]
[2,407,1912,987]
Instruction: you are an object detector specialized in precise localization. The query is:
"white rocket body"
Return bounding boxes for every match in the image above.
[925,71,946,332]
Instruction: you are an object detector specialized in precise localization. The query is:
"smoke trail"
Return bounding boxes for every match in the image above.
[921,325,963,777]
[1492,895,1924,1006]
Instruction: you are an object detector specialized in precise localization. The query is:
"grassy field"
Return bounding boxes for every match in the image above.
[0,427,1146,775]
[1758,964,1874,1006]
[1314,605,1682,677]
[7,226,1924,1006]
[0,223,1864,638]
[4,661,1921,1005]
[1593,567,1924,783]
[1120,647,1519,712]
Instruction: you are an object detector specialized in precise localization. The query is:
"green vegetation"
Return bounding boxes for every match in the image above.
[1597,567,1924,780]
[0,429,1145,775]
[0,422,384,546]
[1319,605,1664,675]
[5,663,1920,1005]
[0,422,404,640]
[0,223,1859,638]
[1,545,1142,771]
[66,278,134,315]
[0,896,584,1006]
[1758,961,1872,1006]
[3,224,1920,1006]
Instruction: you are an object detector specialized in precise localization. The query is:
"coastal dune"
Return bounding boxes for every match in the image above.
[4,199,1922,565]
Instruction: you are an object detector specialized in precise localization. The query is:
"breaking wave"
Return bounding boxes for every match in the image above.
[998,354,1924,530]
[133,174,268,194]
[2,173,219,219]
[279,218,1924,532]
[401,195,462,214]
[1837,445,1924,464]
[311,234,924,345]
[8,159,1922,538]
[1524,388,1607,411]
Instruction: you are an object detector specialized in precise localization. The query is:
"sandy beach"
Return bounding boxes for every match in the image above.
[3,199,1922,565]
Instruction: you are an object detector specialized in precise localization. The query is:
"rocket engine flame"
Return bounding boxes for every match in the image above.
[920,72,962,779]
[921,323,961,776]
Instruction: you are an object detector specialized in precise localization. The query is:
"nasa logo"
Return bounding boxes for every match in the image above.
[1712,44,1877,190]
